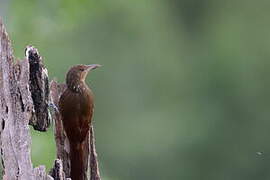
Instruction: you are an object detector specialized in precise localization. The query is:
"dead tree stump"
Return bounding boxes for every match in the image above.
[0,18,101,180]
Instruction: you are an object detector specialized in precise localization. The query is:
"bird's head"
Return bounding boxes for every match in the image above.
[66,64,101,91]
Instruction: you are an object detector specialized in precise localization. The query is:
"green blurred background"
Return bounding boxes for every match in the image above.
[1,0,270,179]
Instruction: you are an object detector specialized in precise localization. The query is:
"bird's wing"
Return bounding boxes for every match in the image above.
[59,89,93,142]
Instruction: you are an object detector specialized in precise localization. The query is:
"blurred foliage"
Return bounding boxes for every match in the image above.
[1,0,270,179]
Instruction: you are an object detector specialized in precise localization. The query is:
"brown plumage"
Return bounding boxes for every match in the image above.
[59,64,101,180]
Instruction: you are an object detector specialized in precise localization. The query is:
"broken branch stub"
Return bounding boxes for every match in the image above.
[49,159,68,180]
[26,46,51,131]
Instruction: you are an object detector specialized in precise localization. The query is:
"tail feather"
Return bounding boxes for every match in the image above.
[70,136,89,180]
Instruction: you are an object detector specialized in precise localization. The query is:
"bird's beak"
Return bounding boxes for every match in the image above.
[86,64,101,71]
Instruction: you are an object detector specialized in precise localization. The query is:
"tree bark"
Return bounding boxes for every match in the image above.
[50,81,71,177]
[89,126,101,180]
[0,18,53,180]
[0,18,66,180]
[27,45,51,131]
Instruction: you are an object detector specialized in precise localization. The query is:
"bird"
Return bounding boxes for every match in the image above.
[59,64,101,180]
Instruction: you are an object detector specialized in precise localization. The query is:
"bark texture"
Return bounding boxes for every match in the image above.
[90,126,101,180]
[0,18,52,180]
[50,81,71,176]
[0,19,66,180]
[26,45,51,131]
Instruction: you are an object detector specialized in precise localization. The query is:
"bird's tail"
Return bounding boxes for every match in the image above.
[70,136,89,180]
